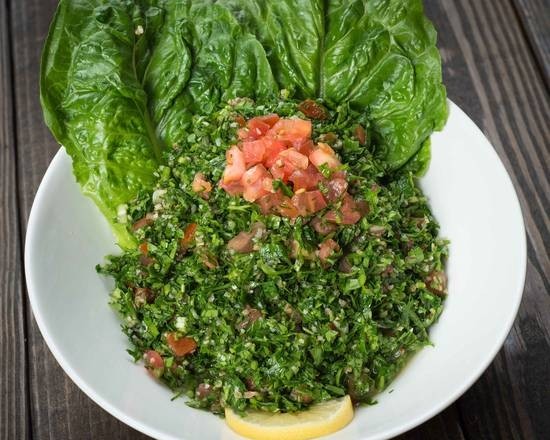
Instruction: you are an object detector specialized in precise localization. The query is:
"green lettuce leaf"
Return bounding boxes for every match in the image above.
[40,0,277,246]
[41,0,446,246]
[219,0,447,169]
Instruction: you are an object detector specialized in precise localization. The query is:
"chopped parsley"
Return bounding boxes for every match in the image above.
[98,99,448,415]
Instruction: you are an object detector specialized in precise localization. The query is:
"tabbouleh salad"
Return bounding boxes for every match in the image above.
[98,98,448,415]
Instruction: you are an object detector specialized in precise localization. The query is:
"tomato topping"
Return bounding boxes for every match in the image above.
[242,165,270,202]
[220,113,360,223]
[249,113,280,127]
[223,146,246,183]
[263,139,288,168]
[326,194,362,225]
[220,180,244,196]
[241,164,268,186]
[278,195,301,218]
[294,139,315,156]
[325,177,348,202]
[243,179,270,202]
[288,164,323,192]
[318,239,340,261]
[310,216,338,235]
[166,333,197,357]
[237,128,250,140]
[144,350,164,378]
[242,139,266,166]
[309,143,341,172]
[267,118,312,143]
[257,192,284,215]
[227,222,265,253]
[192,172,212,198]
[355,125,367,145]
[248,119,270,139]
[298,99,330,120]
[234,114,246,127]
[181,223,197,248]
[144,350,164,369]
[138,242,148,255]
[340,194,362,224]
[279,149,309,170]
[291,190,327,216]
[269,159,291,182]
[132,213,155,231]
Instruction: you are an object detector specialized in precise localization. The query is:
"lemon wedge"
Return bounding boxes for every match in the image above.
[225,395,354,440]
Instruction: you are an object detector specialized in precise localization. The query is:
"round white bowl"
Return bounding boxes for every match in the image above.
[25,101,526,440]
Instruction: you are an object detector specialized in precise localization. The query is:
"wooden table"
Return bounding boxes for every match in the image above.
[1,1,548,439]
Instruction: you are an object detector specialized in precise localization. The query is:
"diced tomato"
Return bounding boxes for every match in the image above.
[267,118,312,143]
[263,139,288,168]
[310,216,338,235]
[257,192,284,215]
[278,195,301,218]
[138,242,148,255]
[355,125,367,145]
[242,164,268,186]
[228,231,255,253]
[269,158,291,182]
[132,213,155,231]
[298,99,330,120]
[223,146,246,184]
[262,177,274,193]
[356,200,370,216]
[279,149,309,170]
[325,194,362,225]
[144,350,164,378]
[234,114,246,127]
[249,113,280,128]
[325,177,348,202]
[288,164,323,192]
[318,239,340,261]
[291,190,327,217]
[242,139,266,166]
[340,194,362,224]
[181,223,197,249]
[243,179,270,202]
[242,165,270,202]
[166,333,197,357]
[294,139,315,156]
[248,119,270,139]
[220,180,244,196]
[309,143,341,172]
[237,128,250,140]
[192,172,212,198]
[228,222,265,253]
[144,350,164,369]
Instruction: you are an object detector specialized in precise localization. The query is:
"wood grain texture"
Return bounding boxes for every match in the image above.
[512,0,550,84]
[0,0,30,438]
[1,0,548,439]
[425,1,550,439]
[8,0,150,439]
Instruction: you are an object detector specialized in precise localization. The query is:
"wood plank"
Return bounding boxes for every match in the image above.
[0,0,31,438]
[9,0,150,438]
[512,0,550,85]
[424,0,550,439]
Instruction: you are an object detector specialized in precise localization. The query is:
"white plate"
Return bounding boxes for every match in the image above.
[25,101,526,440]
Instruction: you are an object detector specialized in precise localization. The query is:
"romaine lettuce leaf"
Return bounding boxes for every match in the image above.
[219,0,447,169]
[40,0,277,246]
[40,0,446,246]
